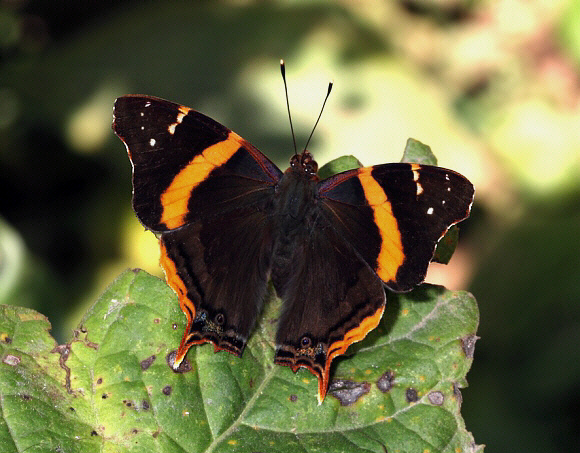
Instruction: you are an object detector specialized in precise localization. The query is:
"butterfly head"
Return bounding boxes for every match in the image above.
[289,150,318,179]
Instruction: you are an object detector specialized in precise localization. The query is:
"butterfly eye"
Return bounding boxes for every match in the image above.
[289,154,300,168]
[215,313,225,325]
[300,336,312,348]
[301,153,318,175]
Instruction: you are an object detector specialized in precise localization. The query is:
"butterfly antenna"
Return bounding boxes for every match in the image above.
[280,59,298,155]
[303,79,333,152]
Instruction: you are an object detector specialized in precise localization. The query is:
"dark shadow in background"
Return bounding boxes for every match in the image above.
[0,1,386,340]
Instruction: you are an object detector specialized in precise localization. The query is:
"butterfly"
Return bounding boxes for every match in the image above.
[112,83,474,403]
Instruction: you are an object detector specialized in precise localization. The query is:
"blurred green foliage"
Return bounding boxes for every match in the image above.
[1,1,579,452]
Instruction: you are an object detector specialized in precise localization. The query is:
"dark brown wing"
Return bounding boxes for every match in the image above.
[318,163,474,291]
[273,162,473,402]
[113,95,282,232]
[113,95,283,364]
[273,216,386,403]
[161,206,276,360]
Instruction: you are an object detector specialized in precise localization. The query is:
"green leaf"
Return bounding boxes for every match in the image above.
[0,305,101,452]
[559,0,580,66]
[0,219,25,305]
[433,224,460,265]
[318,155,362,179]
[0,269,481,452]
[401,138,438,165]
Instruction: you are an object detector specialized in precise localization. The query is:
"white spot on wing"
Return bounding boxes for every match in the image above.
[427,207,434,215]
[149,138,156,146]
[144,101,151,107]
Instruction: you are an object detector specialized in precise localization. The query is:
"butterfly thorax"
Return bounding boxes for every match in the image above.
[274,151,320,233]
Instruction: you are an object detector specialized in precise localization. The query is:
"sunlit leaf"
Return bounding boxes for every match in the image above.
[0,270,480,452]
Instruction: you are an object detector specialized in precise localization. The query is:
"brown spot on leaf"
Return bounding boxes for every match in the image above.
[123,400,133,408]
[406,387,419,403]
[377,370,395,393]
[461,334,478,358]
[167,350,192,373]
[91,430,98,436]
[86,340,99,350]
[453,382,463,406]
[3,354,20,366]
[329,379,371,406]
[2,335,12,344]
[154,318,160,324]
[289,394,298,402]
[140,355,156,370]
[142,400,150,410]
[428,391,444,406]
[21,394,31,401]
[162,385,172,396]
[152,430,160,438]
[102,393,109,399]
[96,377,103,385]
[52,344,73,393]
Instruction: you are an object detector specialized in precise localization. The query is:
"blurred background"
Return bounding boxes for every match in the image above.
[1,0,579,451]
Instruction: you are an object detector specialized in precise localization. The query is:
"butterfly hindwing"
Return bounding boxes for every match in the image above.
[272,213,386,403]
[161,205,276,360]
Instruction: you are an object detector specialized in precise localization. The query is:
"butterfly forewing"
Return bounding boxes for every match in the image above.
[113,95,282,232]
[318,163,474,291]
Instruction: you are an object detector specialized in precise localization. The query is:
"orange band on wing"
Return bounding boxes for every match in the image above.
[160,239,195,367]
[160,131,243,229]
[357,168,405,283]
[159,240,189,304]
[318,304,385,402]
